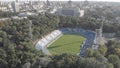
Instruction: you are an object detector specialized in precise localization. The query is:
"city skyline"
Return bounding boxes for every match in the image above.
[0,0,120,2]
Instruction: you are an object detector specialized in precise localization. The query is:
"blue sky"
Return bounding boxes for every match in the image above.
[1,0,120,2]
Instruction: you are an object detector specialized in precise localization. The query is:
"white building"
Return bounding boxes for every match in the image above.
[56,0,84,17]
[56,7,82,17]
[11,1,20,12]
[0,7,8,12]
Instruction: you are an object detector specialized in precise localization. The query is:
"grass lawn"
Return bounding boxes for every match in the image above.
[48,34,85,55]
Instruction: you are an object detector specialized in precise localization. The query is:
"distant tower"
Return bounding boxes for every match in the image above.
[0,1,1,5]
[0,1,2,11]
[68,0,72,7]
[38,0,42,4]
[38,0,41,3]
[11,1,20,12]
[46,0,50,6]
[16,0,18,2]
[29,0,33,5]
[84,0,89,7]
[100,17,104,36]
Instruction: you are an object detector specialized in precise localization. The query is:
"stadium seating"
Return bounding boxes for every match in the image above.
[35,30,62,51]
[60,28,96,56]
[35,28,96,56]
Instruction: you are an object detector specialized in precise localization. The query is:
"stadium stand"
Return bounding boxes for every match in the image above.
[60,28,96,56]
[35,30,62,55]
[35,28,96,56]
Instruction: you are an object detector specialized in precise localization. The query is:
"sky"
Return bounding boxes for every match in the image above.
[0,0,120,2]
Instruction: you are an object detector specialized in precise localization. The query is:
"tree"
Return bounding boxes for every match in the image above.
[108,54,120,68]
[0,59,8,68]
[4,41,18,68]
[0,48,7,68]
[98,45,107,56]
[47,53,77,68]
[22,62,31,68]
[106,63,114,68]
[85,48,94,57]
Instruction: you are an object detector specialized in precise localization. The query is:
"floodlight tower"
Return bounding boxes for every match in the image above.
[29,20,33,40]
[100,16,105,37]
[57,15,60,29]
[94,17,105,49]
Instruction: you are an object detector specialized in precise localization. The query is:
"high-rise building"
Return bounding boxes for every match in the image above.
[11,1,20,12]
[16,0,18,2]
[68,0,72,7]
[56,0,84,17]
[0,1,2,11]
[84,0,89,7]
[0,1,2,10]
[46,0,50,6]
[29,1,33,5]
[0,1,1,6]
[56,7,82,17]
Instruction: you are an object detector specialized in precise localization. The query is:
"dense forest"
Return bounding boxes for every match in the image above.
[0,12,18,18]
[0,13,120,68]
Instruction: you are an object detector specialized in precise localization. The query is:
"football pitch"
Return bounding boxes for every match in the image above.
[48,34,85,55]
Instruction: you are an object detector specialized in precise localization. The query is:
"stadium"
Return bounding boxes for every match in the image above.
[35,28,99,56]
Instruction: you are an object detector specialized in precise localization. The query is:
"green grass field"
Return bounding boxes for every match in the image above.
[48,34,85,55]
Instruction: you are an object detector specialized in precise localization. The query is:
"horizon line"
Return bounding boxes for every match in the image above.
[0,0,120,3]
